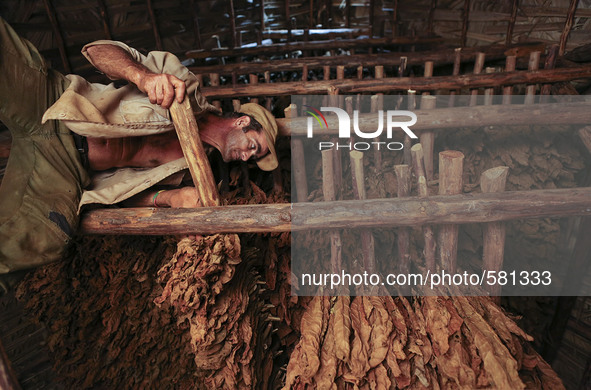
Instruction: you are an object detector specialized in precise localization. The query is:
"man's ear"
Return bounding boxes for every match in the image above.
[234,115,251,128]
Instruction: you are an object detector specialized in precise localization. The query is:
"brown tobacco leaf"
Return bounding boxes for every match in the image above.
[347,297,372,381]
[333,296,351,362]
[314,304,338,390]
[366,363,392,390]
[423,297,452,356]
[434,332,476,389]
[367,296,393,368]
[453,296,525,390]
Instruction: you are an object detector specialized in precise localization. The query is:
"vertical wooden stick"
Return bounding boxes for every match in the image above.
[395,165,411,278]
[422,61,434,96]
[288,105,308,202]
[42,0,72,73]
[461,0,471,48]
[411,144,436,271]
[350,151,376,274]
[419,95,436,181]
[322,150,342,273]
[404,90,416,165]
[438,150,464,272]
[524,51,540,105]
[484,67,495,105]
[210,73,222,110]
[249,74,260,104]
[264,71,273,111]
[502,55,516,104]
[448,48,462,107]
[559,0,580,56]
[481,166,509,300]
[506,0,519,45]
[392,0,399,37]
[470,52,485,106]
[229,0,238,48]
[146,0,163,50]
[428,0,437,34]
[540,45,559,101]
[328,87,342,199]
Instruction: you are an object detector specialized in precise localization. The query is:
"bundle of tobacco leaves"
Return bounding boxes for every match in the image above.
[282,295,565,389]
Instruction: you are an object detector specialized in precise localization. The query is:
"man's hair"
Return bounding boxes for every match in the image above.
[222,111,263,133]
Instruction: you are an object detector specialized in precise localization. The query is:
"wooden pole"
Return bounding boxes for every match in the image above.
[559,0,580,56]
[392,0,399,37]
[229,0,238,48]
[350,151,376,274]
[461,0,471,48]
[170,98,220,207]
[395,165,412,278]
[260,0,266,30]
[428,0,437,34]
[506,0,519,45]
[96,0,112,40]
[282,101,591,137]
[200,65,591,98]
[481,166,509,300]
[411,144,436,271]
[484,67,495,105]
[322,149,342,273]
[404,90,416,165]
[81,187,591,235]
[189,0,203,49]
[42,0,71,73]
[209,73,222,110]
[249,74,260,104]
[438,150,464,272]
[146,0,163,50]
[419,96,436,181]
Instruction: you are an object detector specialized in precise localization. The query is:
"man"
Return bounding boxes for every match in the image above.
[0,17,279,276]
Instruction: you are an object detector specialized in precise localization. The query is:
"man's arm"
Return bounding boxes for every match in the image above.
[122,187,202,208]
[85,44,186,109]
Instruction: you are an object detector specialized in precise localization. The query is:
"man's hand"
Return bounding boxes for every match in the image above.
[137,73,186,109]
[160,187,202,208]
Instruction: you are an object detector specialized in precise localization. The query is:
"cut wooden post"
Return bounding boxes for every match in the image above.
[322,149,342,273]
[525,51,541,104]
[502,55,516,104]
[438,150,464,272]
[350,151,375,274]
[229,0,238,48]
[470,52,485,106]
[328,86,343,198]
[264,70,273,112]
[422,61,434,95]
[392,0,399,37]
[481,166,509,300]
[395,165,411,277]
[559,0,580,56]
[428,0,437,34]
[170,98,220,207]
[419,95,436,181]
[411,144,436,271]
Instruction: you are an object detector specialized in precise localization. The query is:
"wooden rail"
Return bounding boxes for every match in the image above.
[188,43,542,76]
[200,65,591,98]
[80,187,591,235]
[185,36,443,60]
[276,101,591,137]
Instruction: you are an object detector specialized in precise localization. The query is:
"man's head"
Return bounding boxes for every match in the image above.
[200,103,278,171]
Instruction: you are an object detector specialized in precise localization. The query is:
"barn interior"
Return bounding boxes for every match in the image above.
[1,0,591,389]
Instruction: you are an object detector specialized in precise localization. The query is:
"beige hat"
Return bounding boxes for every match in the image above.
[239,103,278,171]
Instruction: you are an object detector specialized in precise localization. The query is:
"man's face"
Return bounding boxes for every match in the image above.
[221,125,269,163]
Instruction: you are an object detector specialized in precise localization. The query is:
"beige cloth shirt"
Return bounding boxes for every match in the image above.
[41,40,218,211]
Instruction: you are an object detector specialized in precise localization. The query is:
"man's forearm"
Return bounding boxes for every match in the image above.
[85,44,151,86]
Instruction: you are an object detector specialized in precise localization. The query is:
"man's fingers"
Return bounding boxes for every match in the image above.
[172,78,186,103]
[162,81,175,108]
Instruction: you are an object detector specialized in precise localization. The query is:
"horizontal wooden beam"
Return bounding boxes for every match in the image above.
[189,43,540,76]
[80,187,591,235]
[185,36,443,60]
[276,101,591,136]
[201,65,591,98]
